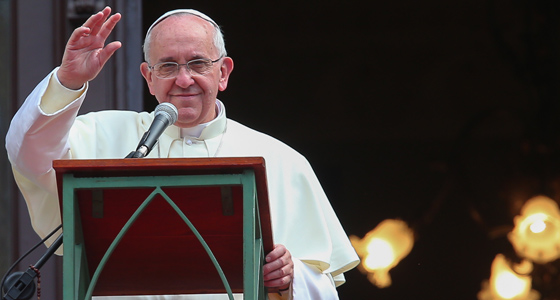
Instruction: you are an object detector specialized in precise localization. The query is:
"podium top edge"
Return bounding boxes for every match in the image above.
[53,157,266,174]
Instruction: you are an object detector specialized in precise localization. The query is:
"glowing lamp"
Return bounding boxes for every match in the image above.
[349,219,414,288]
[508,195,560,264]
[477,254,540,300]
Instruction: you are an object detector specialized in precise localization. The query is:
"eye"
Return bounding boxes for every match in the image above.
[188,59,212,73]
[157,62,177,73]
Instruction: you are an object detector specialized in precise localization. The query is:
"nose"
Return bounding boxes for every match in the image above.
[174,65,195,88]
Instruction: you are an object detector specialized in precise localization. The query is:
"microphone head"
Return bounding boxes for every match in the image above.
[154,102,178,125]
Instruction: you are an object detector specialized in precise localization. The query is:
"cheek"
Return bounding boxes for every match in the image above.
[194,78,215,95]
[147,77,159,96]
[208,76,222,94]
[151,80,173,98]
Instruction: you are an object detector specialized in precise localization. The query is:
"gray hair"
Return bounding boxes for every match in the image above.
[143,9,227,64]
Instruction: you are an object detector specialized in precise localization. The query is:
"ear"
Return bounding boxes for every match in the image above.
[140,62,156,95]
[218,57,234,91]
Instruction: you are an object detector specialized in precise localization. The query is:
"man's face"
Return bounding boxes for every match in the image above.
[140,15,233,128]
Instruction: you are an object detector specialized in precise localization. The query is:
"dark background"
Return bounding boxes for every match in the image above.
[142,1,560,299]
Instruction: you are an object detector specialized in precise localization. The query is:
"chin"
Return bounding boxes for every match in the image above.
[176,111,200,124]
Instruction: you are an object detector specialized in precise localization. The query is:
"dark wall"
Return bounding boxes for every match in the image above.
[143,1,560,299]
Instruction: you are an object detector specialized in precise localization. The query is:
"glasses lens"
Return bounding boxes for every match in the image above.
[152,58,218,78]
[188,59,213,75]
[154,62,178,78]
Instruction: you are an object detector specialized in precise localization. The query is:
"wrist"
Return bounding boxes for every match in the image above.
[56,68,85,90]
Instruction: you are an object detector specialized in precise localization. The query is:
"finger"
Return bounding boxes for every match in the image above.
[264,244,290,273]
[98,13,121,41]
[264,267,293,288]
[263,261,293,281]
[80,10,105,35]
[263,257,284,274]
[89,7,112,36]
[264,278,291,288]
[263,252,291,276]
[265,244,287,263]
[66,26,92,48]
[97,41,122,66]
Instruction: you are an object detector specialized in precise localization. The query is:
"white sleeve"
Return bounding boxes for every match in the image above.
[6,68,86,192]
[268,258,339,300]
[5,68,86,245]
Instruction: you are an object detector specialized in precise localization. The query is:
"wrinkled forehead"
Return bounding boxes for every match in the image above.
[146,9,219,38]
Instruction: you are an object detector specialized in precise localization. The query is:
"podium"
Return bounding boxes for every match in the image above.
[54,157,274,300]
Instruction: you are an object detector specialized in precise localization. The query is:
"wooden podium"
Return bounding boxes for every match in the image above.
[54,157,274,300]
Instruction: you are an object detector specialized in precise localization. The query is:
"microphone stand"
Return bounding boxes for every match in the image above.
[2,235,63,300]
[125,131,150,158]
[125,150,144,158]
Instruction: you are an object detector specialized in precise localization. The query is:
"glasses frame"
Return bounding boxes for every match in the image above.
[148,56,224,79]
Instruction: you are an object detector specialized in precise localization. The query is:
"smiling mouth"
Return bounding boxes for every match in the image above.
[172,93,198,97]
[171,94,200,101]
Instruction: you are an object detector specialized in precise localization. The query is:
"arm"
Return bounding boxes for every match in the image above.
[7,6,121,184]
[5,6,121,244]
[6,70,85,187]
[5,70,86,246]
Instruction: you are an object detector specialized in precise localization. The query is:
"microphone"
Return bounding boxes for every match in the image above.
[126,102,178,158]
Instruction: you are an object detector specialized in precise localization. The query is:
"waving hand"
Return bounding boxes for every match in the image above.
[57,6,121,90]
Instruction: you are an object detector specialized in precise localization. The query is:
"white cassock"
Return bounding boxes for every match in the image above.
[6,68,360,300]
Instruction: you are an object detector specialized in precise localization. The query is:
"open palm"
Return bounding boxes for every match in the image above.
[57,7,121,90]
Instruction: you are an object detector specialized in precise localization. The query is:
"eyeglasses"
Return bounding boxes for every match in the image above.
[149,57,223,79]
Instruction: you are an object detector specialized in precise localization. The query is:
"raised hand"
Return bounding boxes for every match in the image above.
[57,6,122,90]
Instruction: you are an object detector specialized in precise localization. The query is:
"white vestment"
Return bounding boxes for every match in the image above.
[6,68,359,300]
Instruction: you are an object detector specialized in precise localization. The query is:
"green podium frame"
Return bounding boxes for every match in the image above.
[54,157,274,300]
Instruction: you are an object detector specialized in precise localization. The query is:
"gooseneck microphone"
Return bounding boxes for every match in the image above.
[126,102,178,158]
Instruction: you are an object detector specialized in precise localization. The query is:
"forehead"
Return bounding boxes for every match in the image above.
[148,15,216,60]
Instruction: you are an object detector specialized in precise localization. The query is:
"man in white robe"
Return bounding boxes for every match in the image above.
[5,7,359,300]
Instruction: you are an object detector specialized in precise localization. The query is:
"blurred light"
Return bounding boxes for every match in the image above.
[508,195,560,264]
[529,219,546,234]
[364,238,395,269]
[477,254,540,300]
[350,219,414,288]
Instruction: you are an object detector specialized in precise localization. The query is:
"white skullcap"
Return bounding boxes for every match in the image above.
[146,9,219,37]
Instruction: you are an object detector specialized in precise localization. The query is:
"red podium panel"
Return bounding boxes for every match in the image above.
[54,157,273,297]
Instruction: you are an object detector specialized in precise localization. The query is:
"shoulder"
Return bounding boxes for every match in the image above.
[226,119,296,148]
[224,118,311,165]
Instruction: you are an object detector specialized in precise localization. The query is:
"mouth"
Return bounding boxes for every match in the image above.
[171,92,198,97]
[170,93,200,101]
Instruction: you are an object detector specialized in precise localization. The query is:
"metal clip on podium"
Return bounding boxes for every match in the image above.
[54,157,274,300]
